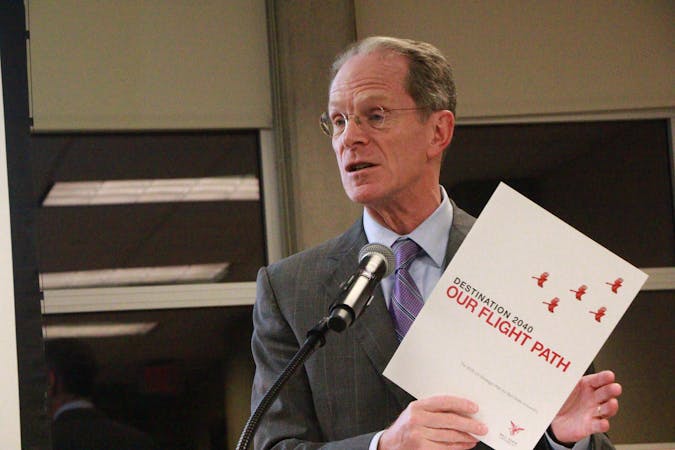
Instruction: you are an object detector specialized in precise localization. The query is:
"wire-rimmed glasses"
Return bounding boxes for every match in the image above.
[319,105,424,137]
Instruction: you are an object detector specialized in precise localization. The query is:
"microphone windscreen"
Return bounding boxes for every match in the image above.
[358,243,395,278]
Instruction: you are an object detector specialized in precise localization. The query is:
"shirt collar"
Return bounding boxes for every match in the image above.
[363,186,453,268]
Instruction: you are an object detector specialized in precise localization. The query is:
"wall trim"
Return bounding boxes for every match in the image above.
[642,267,675,291]
[42,282,256,314]
[260,129,284,265]
[457,108,675,126]
[42,266,671,314]
[616,443,675,450]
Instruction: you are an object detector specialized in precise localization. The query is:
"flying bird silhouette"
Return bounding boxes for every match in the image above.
[606,278,623,293]
[532,272,549,288]
[543,297,560,313]
[590,307,607,322]
[570,284,588,300]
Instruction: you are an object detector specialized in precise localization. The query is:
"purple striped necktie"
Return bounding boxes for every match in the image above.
[389,238,424,341]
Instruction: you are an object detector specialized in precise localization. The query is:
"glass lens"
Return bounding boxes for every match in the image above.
[366,106,386,129]
[320,112,332,136]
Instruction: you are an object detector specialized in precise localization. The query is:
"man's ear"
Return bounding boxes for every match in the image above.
[428,110,455,160]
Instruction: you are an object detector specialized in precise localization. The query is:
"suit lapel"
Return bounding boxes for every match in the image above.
[351,286,414,409]
[443,200,475,269]
[321,221,412,408]
[320,220,365,313]
[321,205,475,411]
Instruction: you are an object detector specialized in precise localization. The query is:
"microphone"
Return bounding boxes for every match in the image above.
[327,243,396,332]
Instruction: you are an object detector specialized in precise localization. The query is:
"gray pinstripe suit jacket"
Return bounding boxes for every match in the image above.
[251,205,614,450]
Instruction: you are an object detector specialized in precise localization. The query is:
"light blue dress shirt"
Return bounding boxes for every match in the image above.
[363,186,453,307]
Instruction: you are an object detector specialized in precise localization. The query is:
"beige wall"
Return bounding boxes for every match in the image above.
[28,0,272,131]
[355,0,675,120]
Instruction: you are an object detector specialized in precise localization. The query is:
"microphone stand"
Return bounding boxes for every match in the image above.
[236,243,393,449]
[235,316,332,450]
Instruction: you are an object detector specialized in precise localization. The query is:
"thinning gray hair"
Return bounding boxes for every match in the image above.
[330,36,457,116]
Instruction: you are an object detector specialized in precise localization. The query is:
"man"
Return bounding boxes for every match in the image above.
[45,339,159,450]
[251,36,621,449]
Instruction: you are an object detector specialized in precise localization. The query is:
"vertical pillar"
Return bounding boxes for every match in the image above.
[0,2,50,449]
[267,0,361,253]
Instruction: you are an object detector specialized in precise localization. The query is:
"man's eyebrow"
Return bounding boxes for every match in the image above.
[328,95,391,110]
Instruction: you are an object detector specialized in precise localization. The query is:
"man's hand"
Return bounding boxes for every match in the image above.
[551,370,622,444]
[379,395,487,450]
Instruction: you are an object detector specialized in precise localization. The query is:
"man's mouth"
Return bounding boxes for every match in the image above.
[347,162,375,173]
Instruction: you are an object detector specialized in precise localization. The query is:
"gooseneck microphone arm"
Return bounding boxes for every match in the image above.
[235,243,395,450]
[235,318,330,450]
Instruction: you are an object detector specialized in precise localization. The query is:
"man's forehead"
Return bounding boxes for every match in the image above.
[328,51,410,106]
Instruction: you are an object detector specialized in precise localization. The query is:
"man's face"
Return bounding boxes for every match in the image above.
[328,51,438,209]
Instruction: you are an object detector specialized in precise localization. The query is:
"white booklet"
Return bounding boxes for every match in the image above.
[383,183,648,450]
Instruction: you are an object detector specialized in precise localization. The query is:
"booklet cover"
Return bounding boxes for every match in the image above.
[383,182,648,450]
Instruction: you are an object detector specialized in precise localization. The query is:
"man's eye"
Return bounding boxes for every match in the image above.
[367,111,386,126]
[332,115,346,127]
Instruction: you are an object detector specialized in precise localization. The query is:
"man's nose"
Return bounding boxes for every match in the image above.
[341,114,368,146]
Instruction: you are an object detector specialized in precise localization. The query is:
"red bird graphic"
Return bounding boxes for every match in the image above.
[606,278,623,293]
[590,307,607,322]
[509,421,525,436]
[542,297,560,313]
[570,284,588,300]
[532,272,549,288]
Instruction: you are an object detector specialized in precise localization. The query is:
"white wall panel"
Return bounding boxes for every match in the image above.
[0,64,22,450]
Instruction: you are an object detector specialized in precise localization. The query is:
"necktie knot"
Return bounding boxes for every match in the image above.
[393,238,421,271]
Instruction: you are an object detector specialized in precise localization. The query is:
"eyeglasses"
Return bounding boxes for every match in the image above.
[319,105,424,137]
